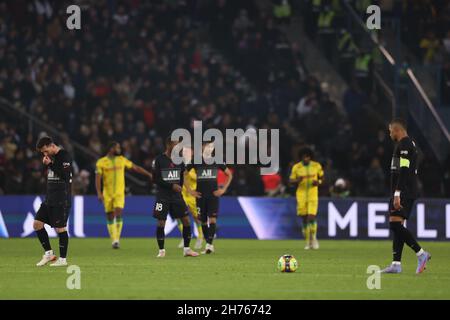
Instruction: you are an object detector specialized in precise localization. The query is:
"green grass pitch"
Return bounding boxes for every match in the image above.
[1,238,449,299]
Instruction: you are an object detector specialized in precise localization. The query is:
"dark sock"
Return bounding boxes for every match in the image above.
[36,228,51,251]
[156,226,165,250]
[183,225,192,248]
[58,231,69,258]
[391,221,421,253]
[390,222,404,261]
[207,223,216,245]
[202,224,209,244]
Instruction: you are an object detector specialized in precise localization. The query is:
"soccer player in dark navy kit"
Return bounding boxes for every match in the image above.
[34,137,73,267]
[152,137,199,258]
[380,119,431,274]
[184,141,233,254]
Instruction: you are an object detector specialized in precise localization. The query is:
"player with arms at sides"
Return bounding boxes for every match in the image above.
[184,141,233,254]
[95,142,152,249]
[152,137,199,258]
[289,147,324,250]
[380,119,431,274]
[34,136,73,267]
[176,146,204,249]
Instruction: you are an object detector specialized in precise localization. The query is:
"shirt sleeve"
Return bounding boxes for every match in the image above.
[95,160,103,175]
[48,151,72,182]
[123,157,134,169]
[396,140,413,192]
[289,165,298,180]
[317,164,324,183]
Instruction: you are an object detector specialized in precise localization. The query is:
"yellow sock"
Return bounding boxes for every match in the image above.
[310,221,318,240]
[196,222,204,240]
[115,217,123,242]
[304,225,311,244]
[107,221,116,242]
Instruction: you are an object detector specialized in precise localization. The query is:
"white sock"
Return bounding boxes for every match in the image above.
[159,249,165,252]
[392,261,401,265]
[59,257,67,262]
[183,247,190,252]
[416,249,424,256]
[45,250,53,256]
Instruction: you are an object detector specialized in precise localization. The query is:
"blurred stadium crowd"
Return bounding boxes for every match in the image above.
[0,0,449,198]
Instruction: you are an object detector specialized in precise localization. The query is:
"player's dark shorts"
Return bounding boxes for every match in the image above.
[152,198,188,220]
[35,203,70,228]
[389,197,416,219]
[197,196,219,222]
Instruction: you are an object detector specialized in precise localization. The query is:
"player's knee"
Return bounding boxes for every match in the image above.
[209,217,217,224]
[33,220,44,230]
[55,227,66,233]
[389,216,404,223]
[157,220,166,228]
[181,216,190,226]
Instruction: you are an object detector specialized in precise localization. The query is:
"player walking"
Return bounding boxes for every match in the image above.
[152,137,199,258]
[289,147,324,250]
[184,142,233,254]
[95,142,152,249]
[380,119,431,274]
[34,137,73,267]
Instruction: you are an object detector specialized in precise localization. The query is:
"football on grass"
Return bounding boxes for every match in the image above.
[277,254,298,272]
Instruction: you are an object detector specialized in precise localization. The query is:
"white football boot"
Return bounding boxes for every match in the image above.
[183,247,199,257]
[157,249,166,258]
[50,257,68,267]
[36,251,57,266]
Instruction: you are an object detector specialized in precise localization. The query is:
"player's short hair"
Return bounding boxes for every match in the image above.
[165,135,181,147]
[36,136,53,150]
[106,141,119,152]
[390,118,407,130]
[299,147,313,159]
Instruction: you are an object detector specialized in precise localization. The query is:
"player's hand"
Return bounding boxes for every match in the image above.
[190,190,202,198]
[172,184,182,193]
[311,180,319,187]
[42,155,52,165]
[393,195,402,210]
[97,193,104,203]
[213,188,225,197]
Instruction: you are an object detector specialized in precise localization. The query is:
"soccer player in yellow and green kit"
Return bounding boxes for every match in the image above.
[95,142,152,249]
[289,147,324,250]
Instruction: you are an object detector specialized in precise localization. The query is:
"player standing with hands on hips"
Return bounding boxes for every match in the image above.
[380,119,431,274]
[33,137,73,267]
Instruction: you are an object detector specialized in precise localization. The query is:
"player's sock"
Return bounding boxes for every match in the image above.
[156,226,165,250]
[107,219,116,242]
[36,228,52,252]
[207,223,216,245]
[202,224,209,244]
[183,225,192,248]
[58,231,69,259]
[304,224,311,243]
[115,216,123,242]
[310,221,318,240]
[301,226,306,239]
[390,222,405,262]
[391,221,422,253]
[196,222,204,240]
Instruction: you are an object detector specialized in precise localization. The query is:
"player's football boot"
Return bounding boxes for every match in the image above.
[112,241,120,249]
[177,239,184,248]
[50,258,68,267]
[416,251,431,274]
[36,252,57,266]
[311,239,319,250]
[201,244,215,254]
[156,249,166,258]
[379,263,402,273]
[183,248,199,257]
[304,242,311,250]
[194,238,203,249]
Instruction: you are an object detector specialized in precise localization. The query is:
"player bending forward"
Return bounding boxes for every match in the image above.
[380,119,431,274]
[34,137,73,267]
[184,141,233,254]
[152,137,199,258]
[289,147,323,250]
[96,142,152,249]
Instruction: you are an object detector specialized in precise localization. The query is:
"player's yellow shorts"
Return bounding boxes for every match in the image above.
[103,194,125,213]
[183,195,198,218]
[296,198,318,216]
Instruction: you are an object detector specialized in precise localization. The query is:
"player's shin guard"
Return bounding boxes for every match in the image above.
[36,228,52,251]
[156,226,165,250]
[207,223,216,245]
[390,222,405,262]
[106,218,116,242]
[183,225,192,248]
[58,231,69,258]
[202,224,209,243]
[310,221,318,240]
[115,216,123,242]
